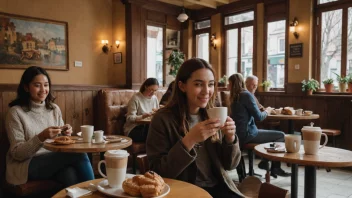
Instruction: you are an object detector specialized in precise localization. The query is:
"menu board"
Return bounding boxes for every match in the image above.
[290,43,303,57]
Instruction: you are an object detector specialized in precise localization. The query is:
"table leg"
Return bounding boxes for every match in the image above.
[304,166,316,198]
[291,164,298,198]
[288,120,294,134]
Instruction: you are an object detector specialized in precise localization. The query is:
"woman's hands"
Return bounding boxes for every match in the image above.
[220,116,236,144]
[182,118,221,151]
[37,124,73,142]
[60,124,72,136]
[141,113,153,119]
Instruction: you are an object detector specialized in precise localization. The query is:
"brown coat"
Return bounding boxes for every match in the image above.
[146,108,244,197]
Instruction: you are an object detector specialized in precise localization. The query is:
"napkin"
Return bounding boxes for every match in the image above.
[66,187,91,198]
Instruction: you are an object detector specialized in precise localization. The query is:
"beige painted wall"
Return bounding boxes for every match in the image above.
[0,0,126,86]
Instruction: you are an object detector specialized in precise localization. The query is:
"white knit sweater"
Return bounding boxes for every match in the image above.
[5,101,64,185]
[123,92,159,136]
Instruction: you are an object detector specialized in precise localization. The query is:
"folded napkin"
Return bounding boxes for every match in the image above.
[66,187,91,198]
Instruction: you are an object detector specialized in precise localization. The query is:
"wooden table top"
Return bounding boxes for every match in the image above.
[44,136,132,153]
[52,177,211,198]
[135,117,152,124]
[267,114,319,120]
[254,143,352,167]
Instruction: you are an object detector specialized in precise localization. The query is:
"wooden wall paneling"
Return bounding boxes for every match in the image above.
[0,93,3,138]
[65,91,75,133]
[74,92,83,134]
[166,15,181,29]
[147,10,166,23]
[82,91,94,126]
[55,91,66,123]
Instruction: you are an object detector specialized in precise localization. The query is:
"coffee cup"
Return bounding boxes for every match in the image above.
[81,125,94,143]
[94,130,104,143]
[295,109,303,116]
[304,111,313,116]
[285,135,301,153]
[301,126,328,155]
[275,108,282,115]
[206,107,228,125]
[98,150,129,188]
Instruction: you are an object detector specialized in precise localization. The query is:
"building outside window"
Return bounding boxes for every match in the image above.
[147,25,163,85]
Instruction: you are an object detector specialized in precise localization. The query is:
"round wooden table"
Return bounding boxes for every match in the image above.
[135,117,152,125]
[254,143,352,198]
[44,136,132,153]
[52,178,211,198]
[267,114,319,134]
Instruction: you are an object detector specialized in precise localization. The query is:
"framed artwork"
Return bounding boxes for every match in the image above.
[0,12,69,70]
[166,29,180,49]
[113,52,122,64]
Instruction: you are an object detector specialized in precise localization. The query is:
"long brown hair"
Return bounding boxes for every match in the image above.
[163,58,217,136]
[228,73,246,103]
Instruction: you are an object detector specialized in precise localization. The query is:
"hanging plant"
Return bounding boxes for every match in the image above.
[167,50,185,77]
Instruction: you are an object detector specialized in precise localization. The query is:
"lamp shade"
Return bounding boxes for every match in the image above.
[177,13,188,22]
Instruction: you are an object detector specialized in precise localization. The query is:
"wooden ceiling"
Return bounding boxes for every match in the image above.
[155,0,240,10]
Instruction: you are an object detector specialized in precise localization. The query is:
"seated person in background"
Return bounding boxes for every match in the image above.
[245,75,265,111]
[159,81,174,106]
[124,78,160,142]
[228,73,291,178]
[6,66,94,187]
[147,58,243,198]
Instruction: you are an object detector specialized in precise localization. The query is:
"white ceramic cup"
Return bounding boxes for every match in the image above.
[295,109,303,116]
[81,125,94,143]
[98,150,129,188]
[302,126,328,155]
[94,130,104,143]
[285,135,301,153]
[206,107,228,125]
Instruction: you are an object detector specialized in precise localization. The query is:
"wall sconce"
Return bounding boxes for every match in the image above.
[210,34,216,49]
[102,40,110,54]
[115,40,120,48]
[290,17,299,39]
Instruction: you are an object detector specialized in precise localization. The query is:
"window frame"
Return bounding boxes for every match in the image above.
[313,0,352,84]
[223,9,256,77]
[193,19,211,62]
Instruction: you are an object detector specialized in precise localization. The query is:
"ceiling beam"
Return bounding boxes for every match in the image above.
[183,0,217,9]
[213,0,229,4]
[157,0,184,6]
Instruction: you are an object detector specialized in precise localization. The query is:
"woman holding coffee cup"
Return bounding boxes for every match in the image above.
[228,73,290,178]
[124,78,160,142]
[147,58,243,198]
[5,66,94,187]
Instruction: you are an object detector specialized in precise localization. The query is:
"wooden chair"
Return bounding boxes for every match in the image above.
[258,183,289,198]
[127,143,146,174]
[238,176,289,198]
[136,154,149,174]
[321,129,341,147]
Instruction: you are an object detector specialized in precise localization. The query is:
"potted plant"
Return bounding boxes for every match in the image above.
[301,79,319,95]
[322,78,334,93]
[260,80,272,92]
[167,50,185,77]
[348,74,352,93]
[218,75,227,87]
[333,72,348,92]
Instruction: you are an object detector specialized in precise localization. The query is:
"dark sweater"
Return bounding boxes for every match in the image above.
[230,90,268,145]
[146,108,244,197]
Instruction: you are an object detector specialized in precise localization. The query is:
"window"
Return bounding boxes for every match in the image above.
[196,33,209,62]
[318,0,338,5]
[266,20,286,89]
[194,20,210,62]
[147,25,163,84]
[224,11,254,78]
[315,1,352,87]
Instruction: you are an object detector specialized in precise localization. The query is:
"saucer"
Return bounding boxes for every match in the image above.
[97,174,170,198]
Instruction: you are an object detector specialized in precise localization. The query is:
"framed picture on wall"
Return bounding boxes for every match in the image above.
[166,29,180,49]
[113,52,122,64]
[0,12,69,70]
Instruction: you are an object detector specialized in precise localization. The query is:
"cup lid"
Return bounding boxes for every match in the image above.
[104,150,129,158]
[302,126,322,131]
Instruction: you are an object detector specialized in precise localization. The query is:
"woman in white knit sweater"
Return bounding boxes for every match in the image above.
[5,66,94,187]
[124,78,160,142]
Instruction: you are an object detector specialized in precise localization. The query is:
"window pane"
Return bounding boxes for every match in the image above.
[320,9,342,87]
[318,0,338,5]
[227,29,238,76]
[267,20,286,88]
[241,26,253,78]
[195,20,211,30]
[225,11,254,25]
[347,7,352,75]
[147,25,163,84]
[196,33,209,62]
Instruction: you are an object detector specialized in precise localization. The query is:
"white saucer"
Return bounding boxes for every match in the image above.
[97,174,170,198]
[76,132,82,137]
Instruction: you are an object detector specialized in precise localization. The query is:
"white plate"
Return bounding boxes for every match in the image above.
[97,174,170,198]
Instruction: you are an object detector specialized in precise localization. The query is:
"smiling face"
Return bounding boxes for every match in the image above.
[178,68,215,114]
[25,74,49,103]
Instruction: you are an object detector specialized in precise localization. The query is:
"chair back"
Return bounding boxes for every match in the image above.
[258,183,289,198]
[136,154,149,174]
